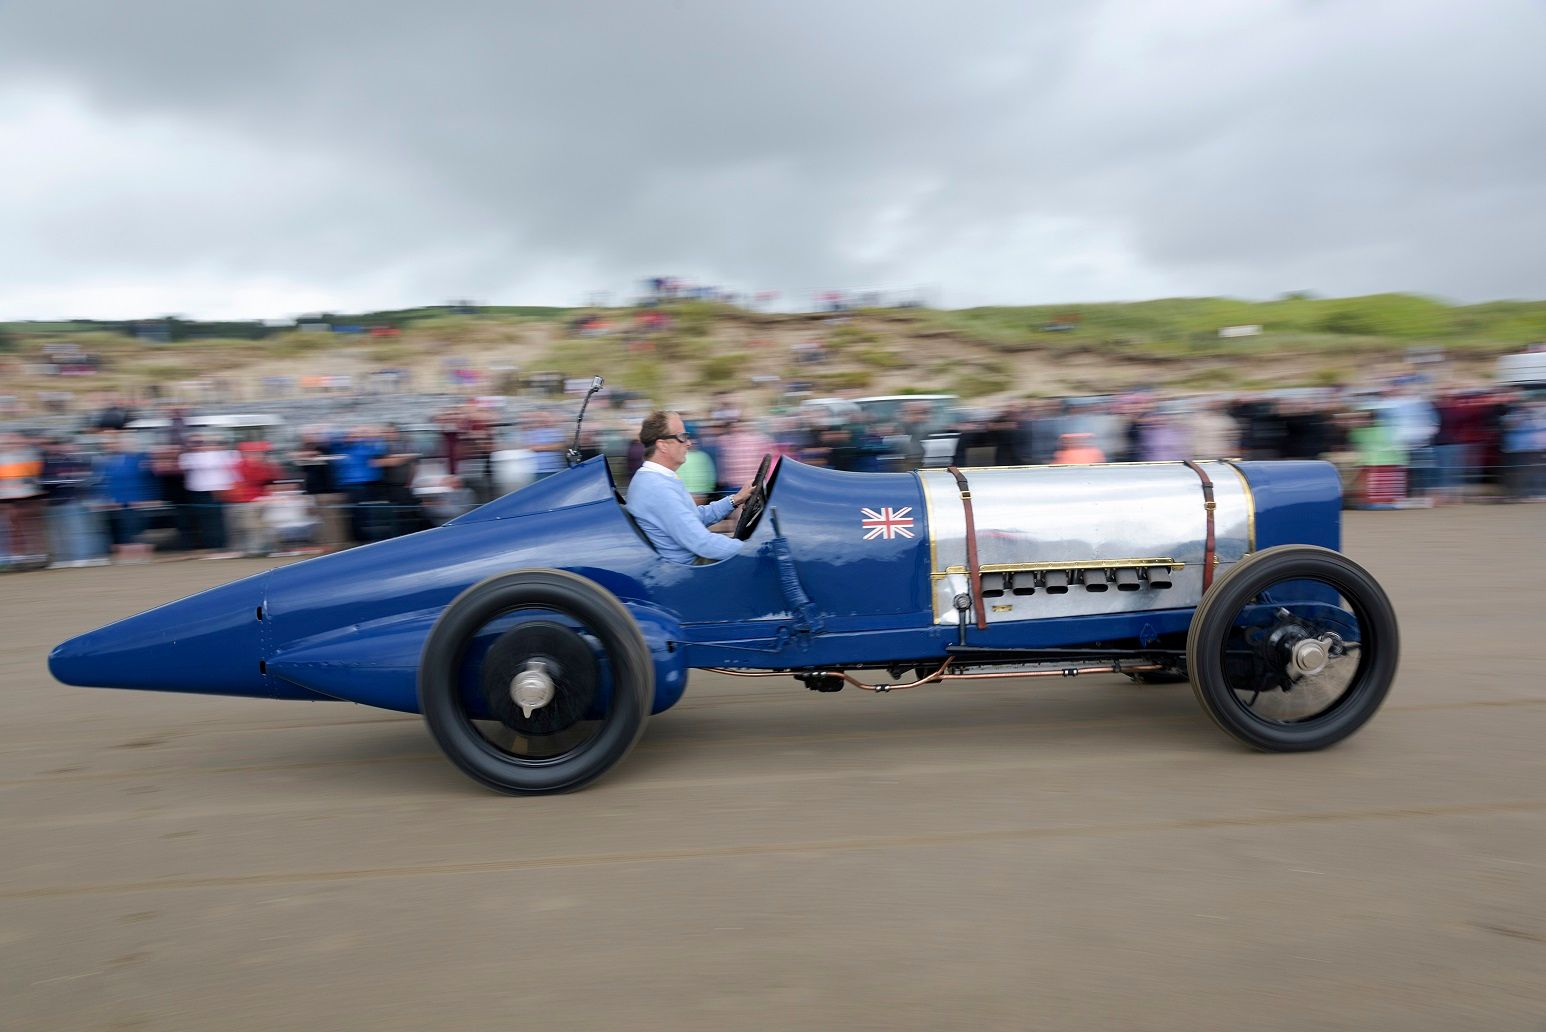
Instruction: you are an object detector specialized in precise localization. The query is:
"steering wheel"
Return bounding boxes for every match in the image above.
[733,453,773,540]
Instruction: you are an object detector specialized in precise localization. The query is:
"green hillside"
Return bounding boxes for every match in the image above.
[2,295,1540,412]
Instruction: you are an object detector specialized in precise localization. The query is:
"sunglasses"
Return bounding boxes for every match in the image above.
[660,433,692,443]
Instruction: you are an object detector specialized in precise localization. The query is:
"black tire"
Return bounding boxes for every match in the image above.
[418,569,653,794]
[1187,545,1398,752]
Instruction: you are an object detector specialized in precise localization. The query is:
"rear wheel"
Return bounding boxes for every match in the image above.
[418,569,653,794]
[1187,546,1398,752]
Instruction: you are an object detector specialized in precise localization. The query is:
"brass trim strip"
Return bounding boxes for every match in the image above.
[939,557,1183,576]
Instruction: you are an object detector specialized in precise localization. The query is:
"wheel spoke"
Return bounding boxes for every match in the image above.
[1215,573,1376,724]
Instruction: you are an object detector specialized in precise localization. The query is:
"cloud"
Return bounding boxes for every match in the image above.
[0,0,1542,319]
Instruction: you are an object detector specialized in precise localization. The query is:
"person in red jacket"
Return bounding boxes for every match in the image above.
[227,441,282,556]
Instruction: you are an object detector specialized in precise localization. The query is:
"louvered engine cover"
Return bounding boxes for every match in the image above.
[917,461,1255,624]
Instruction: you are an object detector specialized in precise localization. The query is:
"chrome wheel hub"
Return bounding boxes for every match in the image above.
[510,660,556,719]
[1289,637,1330,678]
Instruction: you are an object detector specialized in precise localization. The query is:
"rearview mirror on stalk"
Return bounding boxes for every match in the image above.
[566,375,605,467]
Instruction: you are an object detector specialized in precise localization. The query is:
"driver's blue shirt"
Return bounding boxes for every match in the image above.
[626,461,740,564]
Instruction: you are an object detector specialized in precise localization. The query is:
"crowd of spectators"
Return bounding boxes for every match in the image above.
[633,383,1546,511]
[2,381,1543,573]
[0,402,509,572]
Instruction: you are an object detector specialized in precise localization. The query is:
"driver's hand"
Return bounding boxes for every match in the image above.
[731,483,754,507]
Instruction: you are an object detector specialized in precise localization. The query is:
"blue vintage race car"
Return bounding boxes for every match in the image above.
[50,386,1399,795]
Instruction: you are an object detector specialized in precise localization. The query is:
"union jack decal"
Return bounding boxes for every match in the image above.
[861,506,915,540]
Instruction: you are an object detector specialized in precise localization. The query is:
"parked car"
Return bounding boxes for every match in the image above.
[853,394,960,467]
[800,394,961,467]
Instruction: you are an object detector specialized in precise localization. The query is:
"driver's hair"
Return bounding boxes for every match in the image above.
[639,410,677,459]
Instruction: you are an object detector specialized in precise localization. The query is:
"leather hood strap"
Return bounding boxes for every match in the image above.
[1182,460,1218,592]
[947,466,989,631]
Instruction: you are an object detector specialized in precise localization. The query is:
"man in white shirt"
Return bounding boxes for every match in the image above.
[178,435,239,554]
[626,411,754,564]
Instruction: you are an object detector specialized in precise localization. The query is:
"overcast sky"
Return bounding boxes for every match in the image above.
[1,0,1542,320]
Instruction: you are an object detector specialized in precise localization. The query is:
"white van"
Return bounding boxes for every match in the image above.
[1497,349,1546,387]
[124,413,286,446]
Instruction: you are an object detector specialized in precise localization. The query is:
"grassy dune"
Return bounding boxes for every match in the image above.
[3,294,1542,412]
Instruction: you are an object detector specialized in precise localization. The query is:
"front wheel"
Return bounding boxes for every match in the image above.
[418,569,653,794]
[1187,545,1398,752]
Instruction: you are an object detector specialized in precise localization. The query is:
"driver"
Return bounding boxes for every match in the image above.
[628,411,755,564]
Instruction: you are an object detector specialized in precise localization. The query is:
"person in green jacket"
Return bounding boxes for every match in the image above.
[1347,409,1407,507]
[677,437,717,503]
